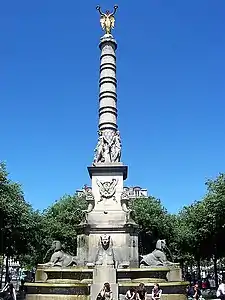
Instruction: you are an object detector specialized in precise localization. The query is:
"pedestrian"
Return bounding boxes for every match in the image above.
[151,284,162,300]
[193,284,201,300]
[217,277,225,300]
[2,283,17,300]
[96,282,113,300]
[125,287,136,300]
[136,283,147,300]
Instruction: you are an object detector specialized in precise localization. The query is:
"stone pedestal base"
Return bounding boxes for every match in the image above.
[77,224,139,268]
[77,163,138,268]
[91,266,118,300]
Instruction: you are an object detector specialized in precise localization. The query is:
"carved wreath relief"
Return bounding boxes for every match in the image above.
[96,178,118,203]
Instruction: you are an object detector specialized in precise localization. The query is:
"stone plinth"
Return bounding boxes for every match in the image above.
[88,164,128,213]
[75,163,139,267]
[166,266,182,282]
[91,266,118,300]
[76,224,139,268]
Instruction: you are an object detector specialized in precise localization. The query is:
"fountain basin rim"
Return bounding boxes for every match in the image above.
[117,267,170,272]
[42,268,93,272]
[24,283,89,287]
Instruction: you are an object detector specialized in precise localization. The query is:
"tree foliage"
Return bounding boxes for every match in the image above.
[20,194,87,267]
[42,194,87,255]
[131,197,175,257]
[0,162,36,259]
[1,159,225,277]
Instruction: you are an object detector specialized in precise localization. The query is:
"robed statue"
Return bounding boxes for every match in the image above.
[96,5,118,34]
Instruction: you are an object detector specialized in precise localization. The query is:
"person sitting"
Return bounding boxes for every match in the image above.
[217,278,225,300]
[1,283,17,300]
[125,288,136,300]
[151,284,162,300]
[193,284,201,300]
[136,283,147,300]
[186,285,194,299]
[97,282,113,300]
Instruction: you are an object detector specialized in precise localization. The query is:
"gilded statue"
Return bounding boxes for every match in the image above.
[96,5,118,35]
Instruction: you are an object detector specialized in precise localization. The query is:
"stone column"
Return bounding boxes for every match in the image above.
[98,34,118,144]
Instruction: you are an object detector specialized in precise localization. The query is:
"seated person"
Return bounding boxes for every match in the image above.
[193,284,201,300]
[125,288,136,300]
[152,284,162,300]
[137,283,147,300]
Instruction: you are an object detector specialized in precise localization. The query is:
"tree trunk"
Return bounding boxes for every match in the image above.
[213,250,218,288]
[0,254,4,289]
[5,255,9,284]
[180,259,184,279]
[196,258,201,283]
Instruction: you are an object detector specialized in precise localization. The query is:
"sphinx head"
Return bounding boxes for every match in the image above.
[51,240,62,251]
[100,234,111,250]
[156,239,166,250]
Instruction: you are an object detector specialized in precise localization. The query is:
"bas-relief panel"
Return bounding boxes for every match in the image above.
[92,175,124,210]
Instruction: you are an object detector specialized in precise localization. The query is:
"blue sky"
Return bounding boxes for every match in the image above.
[0,1,225,213]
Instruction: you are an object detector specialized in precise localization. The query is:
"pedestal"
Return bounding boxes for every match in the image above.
[91,266,118,300]
[76,164,139,267]
[76,223,139,268]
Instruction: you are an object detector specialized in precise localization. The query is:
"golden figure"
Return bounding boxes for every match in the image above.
[96,5,118,35]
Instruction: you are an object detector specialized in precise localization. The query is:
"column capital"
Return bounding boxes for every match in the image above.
[99,34,117,50]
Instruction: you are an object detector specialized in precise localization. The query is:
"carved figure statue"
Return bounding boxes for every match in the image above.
[96,178,118,203]
[140,239,176,267]
[121,190,135,224]
[111,131,121,162]
[94,131,105,163]
[103,143,111,163]
[93,130,122,165]
[80,185,95,225]
[42,241,77,267]
[96,5,118,35]
[95,234,115,266]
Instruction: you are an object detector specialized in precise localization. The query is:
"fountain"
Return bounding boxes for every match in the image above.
[25,5,188,300]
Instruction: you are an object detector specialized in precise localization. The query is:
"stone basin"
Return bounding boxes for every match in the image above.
[117,267,170,283]
[27,265,187,300]
[25,282,90,300]
[35,265,93,284]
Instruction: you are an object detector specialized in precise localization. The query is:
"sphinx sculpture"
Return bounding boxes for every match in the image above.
[140,239,176,267]
[42,241,77,267]
[95,234,115,267]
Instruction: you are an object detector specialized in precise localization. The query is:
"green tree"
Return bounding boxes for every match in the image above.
[131,197,175,257]
[202,173,225,286]
[41,194,87,261]
[0,162,37,283]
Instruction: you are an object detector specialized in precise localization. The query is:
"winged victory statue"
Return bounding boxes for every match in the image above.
[96,5,118,35]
